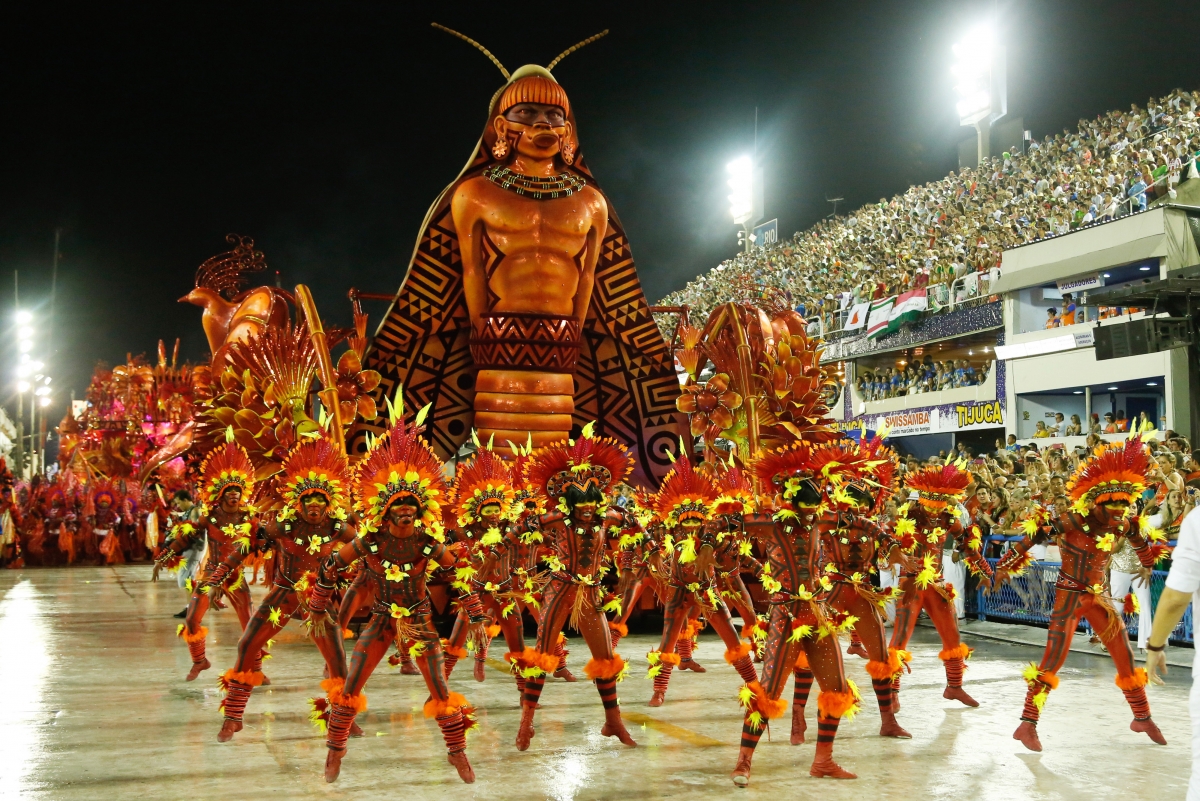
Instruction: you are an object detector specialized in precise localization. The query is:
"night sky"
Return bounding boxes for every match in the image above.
[2,0,1199,426]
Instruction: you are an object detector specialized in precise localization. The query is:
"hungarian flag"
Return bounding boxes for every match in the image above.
[867,297,894,339]
[844,302,870,330]
[887,288,928,333]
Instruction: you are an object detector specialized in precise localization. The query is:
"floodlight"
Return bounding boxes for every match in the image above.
[17,381,30,393]
[727,156,754,225]
[15,311,31,325]
[17,326,33,340]
[39,396,50,407]
[951,24,994,125]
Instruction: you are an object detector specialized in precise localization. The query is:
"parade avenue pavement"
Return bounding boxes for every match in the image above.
[0,567,1190,800]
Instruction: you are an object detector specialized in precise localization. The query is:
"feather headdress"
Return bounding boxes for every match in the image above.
[652,454,718,528]
[199,441,255,506]
[524,423,632,501]
[279,435,350,513]
[1067,436,1149,508]
[452,444,516,526]
[753,441,816,505]
[712,460,755,517]
[353,417,447,533]
[905,460,971,510]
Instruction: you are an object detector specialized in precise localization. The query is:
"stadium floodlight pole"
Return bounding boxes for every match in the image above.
[727,155,764,252]
[952,21,1006,167]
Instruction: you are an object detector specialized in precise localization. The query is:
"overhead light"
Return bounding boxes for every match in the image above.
[39,396,50,408]
[951,23,995,125]
[17,326,32,340]
[1108,386,1118,390]
[727,156,754,225]
[34,386,49,396]
[18,340,31,352]
[42,376,51,385]
[968,350,974,355]
[1140,266,1152,271]
[1102,273,1111,278]
[983,346,990,352]
[1147,382,1158,386]
[16,381,30,393]
[1073,391,1083,395]
[14,311,31,325]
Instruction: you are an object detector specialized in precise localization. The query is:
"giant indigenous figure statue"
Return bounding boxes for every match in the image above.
[356,26,684,483]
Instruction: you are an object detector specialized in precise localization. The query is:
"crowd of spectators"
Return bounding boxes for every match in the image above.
[1029,409,1161,438]
[658,89,1200,338]
[857,357,989,400]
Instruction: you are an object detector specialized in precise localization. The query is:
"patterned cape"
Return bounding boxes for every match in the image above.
[352,65,685,485]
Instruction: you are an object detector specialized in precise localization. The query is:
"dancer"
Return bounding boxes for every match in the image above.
[336,565,421,675]
[441,444,532,690]
[995,437,1169,751]
[805,437,910,739]
[731,442,860,786]
[709,463,766,657]
[610,492,666,651]
[645,452,760,707]
[888,460,993,709]
[152,442,261,681]
[208,435,356,743]
[311,414,485,784]
[513,424,640,751]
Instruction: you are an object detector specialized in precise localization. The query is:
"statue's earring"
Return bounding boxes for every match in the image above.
[562,139,576,165]
[491,137,509,160]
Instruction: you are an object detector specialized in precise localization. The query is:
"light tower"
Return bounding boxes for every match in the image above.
[951,22,1007,166]
[727,155,764,252]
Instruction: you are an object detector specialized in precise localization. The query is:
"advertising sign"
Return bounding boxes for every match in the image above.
[843,399,1005,438]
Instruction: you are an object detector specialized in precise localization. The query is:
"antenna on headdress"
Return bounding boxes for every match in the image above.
[546,30,609,70]
[432,23,510,80]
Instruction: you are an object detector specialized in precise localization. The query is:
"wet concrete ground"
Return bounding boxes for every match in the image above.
[0,566,1192,800]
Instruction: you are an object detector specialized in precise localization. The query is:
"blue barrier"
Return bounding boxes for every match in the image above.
[974,557,1193,645]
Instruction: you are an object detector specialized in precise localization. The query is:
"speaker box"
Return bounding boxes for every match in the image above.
[1094,317,1192,361]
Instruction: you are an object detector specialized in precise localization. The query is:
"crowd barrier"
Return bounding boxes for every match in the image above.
[973,554,1193,646]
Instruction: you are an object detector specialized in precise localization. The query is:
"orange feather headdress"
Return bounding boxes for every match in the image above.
[353,417,448,533]
[905,461,971,510]
[279,435,350,514]
[652,454,718,528]
[711,460,755,517]
[199,441,255,506]
[1067,436,1149,508]
[452,445,516,526]
[753,441,818,507]
[524,423,632,502]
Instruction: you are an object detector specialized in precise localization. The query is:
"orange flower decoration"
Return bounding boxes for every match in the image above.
[677,374,743,438]
[335,350,381,424]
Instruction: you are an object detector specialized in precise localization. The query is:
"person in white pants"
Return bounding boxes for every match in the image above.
[1146,506,1200,800]
[1108,537,1153,649]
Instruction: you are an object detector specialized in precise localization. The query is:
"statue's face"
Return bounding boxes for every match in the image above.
[495,102,571,160]
[301,493,329,524]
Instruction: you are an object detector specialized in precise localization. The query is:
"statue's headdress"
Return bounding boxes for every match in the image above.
[753,442,819,507]
[353,417,448,532]
[452,442,516,526]
[905,461,971,510]
[1067,436,1150,508]
[652,453,718,528]
[280,435,349,512]
[525,423,632,501]
[198,441,255,506]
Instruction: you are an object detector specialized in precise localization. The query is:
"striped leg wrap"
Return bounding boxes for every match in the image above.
[793,669,814,712]
[676,636,694,662]
[596,677,620,710]
[326,703,356,752]
[1123,686,1151,720]
[437,711,468,754]
[816,714,841,745]
[871,678,893,713]
[1020,686,1044,723]
[476,635,490,663]
[610,627,621,650]
[221,682,253,722]
[187,637,206,665]
[739,719,764,750]
[554,636,570,671]
[944,657,964,688]
[652,663,674,693]
[523,676,546,708]
[444,652,461,677]
[892,672,901,692]
[730,655,758,685]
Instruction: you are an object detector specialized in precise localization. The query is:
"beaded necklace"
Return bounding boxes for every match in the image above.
[483,165,586,200]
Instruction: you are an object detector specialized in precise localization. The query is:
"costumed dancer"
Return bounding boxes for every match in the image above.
[608,490,666,651]
[90,480,127,565]
[441,442,532,689]
[152,442,263,681]
[709,462,767,659]
[513,424,640,751]
[731,442,861,786]
[209,435,356,743]
[804,436,911,740]
[335,564,421,675]
[644,451,761,707]
[994,436,1170,751]
[311,413,485,784]
[888,461,993,709]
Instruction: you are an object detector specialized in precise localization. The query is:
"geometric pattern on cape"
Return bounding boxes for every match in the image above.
[351,153,685,488]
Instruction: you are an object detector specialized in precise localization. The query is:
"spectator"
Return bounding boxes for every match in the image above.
[1137,410,1157,433]
[1005,433,1019,453]
[1063,414,1082,436]
[1115,410,1129,432]
[1089,413,1102,434]
[1061,293,1077,325]
[1049,412,1065,435]
[1103,412,1118,433]
[1033,420,1050,438]
[1045,307,1061,329]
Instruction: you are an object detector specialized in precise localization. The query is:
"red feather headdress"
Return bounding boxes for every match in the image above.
[753,441,816,505]
[279,434,350,514]
[353,417,447,533]
[524,424,632,501]
[652,454,718,528]
[1067,436,1150,508]
[905,461,971,510]
[199,441,255,506]
[452,445,516,526]
[711,461,755,516]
